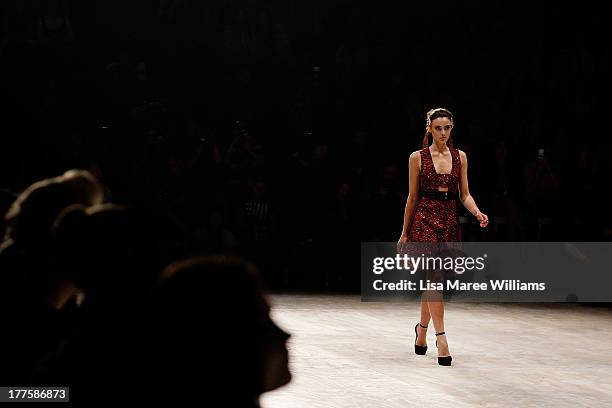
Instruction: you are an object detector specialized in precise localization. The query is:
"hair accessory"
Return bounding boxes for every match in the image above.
[426,108,453,127]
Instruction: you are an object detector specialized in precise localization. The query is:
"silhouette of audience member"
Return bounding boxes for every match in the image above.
[565,146,600,240]
[30,204,163,402]
[0,169,103,385]
[489,140,525,240]
[53,204,161,305]
[0,188,17,241]
[523,147,561,239]
[143,255,291,407]
[2,169,103,255]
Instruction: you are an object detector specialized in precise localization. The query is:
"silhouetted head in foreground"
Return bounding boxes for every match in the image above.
[0,189,17,243]
[1,170,103,307]
[53,203,161,308]
[146,255,291,407]
[3,169,103,251]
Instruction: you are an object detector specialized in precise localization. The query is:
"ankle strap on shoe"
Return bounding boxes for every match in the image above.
[435,331,445,336]
[419,323,428,329]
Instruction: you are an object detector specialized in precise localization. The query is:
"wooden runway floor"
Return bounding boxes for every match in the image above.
[261,294,612,408]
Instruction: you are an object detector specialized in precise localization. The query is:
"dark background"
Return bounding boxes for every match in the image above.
[1,0,610,291]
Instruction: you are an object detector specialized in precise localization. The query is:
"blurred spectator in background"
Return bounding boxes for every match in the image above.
[523,146,562,240]
[489,140,526,240]
[564,145,600,240]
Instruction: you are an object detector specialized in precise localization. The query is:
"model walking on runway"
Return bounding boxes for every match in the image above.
[397,108,489,366]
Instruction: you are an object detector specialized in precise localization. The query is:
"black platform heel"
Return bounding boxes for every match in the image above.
[414,323,428,355]
[435,332,452,366]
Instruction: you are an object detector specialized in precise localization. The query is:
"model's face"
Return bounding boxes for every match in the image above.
[429,117,453,144]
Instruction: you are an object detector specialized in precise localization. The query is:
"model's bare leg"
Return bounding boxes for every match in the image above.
[416,294,430,346]
[427,290,450,357]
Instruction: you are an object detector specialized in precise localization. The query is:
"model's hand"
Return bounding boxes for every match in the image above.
[475,211,489,228]
[397,234,409,253]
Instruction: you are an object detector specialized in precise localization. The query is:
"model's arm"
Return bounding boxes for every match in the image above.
[458,150,489,228]
[400,152,421,238]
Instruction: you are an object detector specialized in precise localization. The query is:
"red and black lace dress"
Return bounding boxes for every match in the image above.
[405,146,464,294]
[408,146,462,243]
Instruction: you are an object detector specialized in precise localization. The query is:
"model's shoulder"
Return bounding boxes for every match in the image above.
[409,149,424,160]
[457,148,467,160]
[409,150,423,168]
